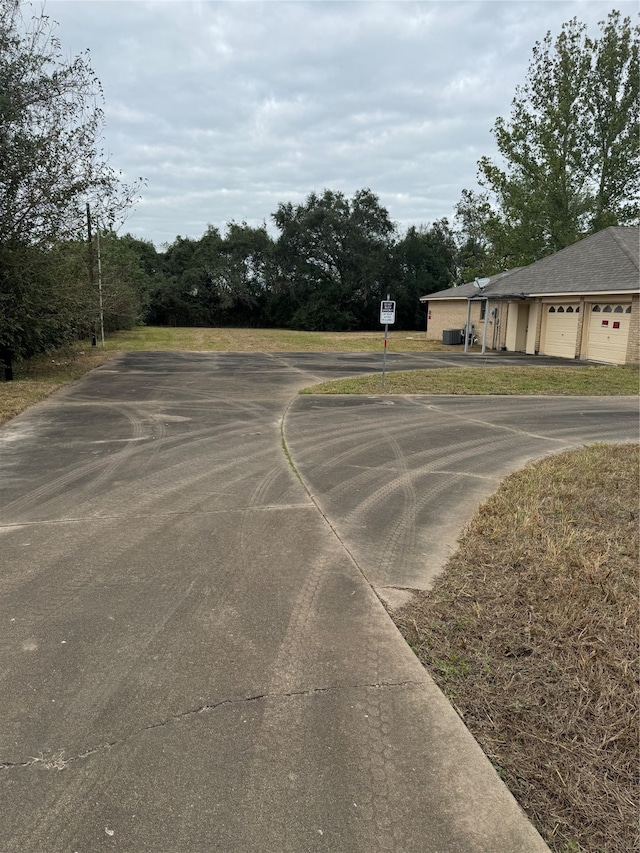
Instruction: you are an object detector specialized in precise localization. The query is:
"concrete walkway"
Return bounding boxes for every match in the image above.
[1,351,636,852]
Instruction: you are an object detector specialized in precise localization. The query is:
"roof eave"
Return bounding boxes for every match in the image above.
[525,289,640,298]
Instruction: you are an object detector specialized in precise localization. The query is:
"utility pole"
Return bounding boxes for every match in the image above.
[86,202,96,345]
[86,202,105,347]
[86,202,94,288]
[96,225,105,347]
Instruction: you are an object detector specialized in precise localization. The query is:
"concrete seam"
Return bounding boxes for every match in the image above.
[280,394,386,604]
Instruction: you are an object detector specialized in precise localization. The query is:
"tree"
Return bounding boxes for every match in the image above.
[453,189,497,281]
[215,222,273,326]
[461,12,639,269]
[587,12,640,230]
[147,224,274,327]
[392,220,457,327]
[92,232,152,331]
[149,236,201,327]
[271,188,395,331]
[0,0,140,362]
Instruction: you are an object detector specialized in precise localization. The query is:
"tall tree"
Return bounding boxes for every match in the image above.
[148,224,274,327]
[149,236,202,327]
[215,222,273,326]
[0,0,139,246]
[0,0,140,361]
[392,220,457,327]
[271,188,394,331]
[463,12,639,269]
[587,11,640,230]
[48,233,151,337]
[453,189,509,281]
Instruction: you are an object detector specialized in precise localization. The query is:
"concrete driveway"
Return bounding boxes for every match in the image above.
[0,351,636,852]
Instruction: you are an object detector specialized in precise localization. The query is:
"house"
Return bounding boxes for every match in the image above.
[421,226,639,365]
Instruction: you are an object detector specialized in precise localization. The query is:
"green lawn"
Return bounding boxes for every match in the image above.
[302,365,639,396]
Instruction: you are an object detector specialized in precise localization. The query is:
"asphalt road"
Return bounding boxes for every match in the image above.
[1,351,637,853]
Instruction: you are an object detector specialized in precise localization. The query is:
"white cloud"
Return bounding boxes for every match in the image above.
[46,0,636,246]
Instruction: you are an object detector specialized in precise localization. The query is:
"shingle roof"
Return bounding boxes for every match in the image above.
[420,270,519,302]
[422,227,639,302]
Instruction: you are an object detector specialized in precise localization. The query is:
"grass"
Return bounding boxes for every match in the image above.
[0,345,114,425]
[92,326,448,353]
[395,443,640,853]
[302,365,640,396]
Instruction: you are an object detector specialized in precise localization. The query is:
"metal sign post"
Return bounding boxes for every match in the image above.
[380,296,396,387]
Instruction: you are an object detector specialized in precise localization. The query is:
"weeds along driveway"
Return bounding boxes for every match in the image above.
[0,351,634,853]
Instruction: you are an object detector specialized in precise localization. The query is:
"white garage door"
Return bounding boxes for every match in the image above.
[543,304,580,358]
[586,304,631,364]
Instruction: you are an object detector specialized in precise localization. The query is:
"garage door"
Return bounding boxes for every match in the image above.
[542,304,580,358]
[585,303,631,364]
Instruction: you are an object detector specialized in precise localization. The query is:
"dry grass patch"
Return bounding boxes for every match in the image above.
[102,326,450,353]
[396,443,639,853]
[0,346,114,426]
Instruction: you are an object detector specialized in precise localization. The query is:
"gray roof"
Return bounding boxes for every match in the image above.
[422,227,639,302]
[420,270,519,302]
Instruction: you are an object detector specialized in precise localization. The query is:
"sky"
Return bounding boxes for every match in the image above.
[43,0,634,249]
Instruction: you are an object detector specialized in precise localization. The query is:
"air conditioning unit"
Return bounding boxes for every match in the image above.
[442,329,463,345]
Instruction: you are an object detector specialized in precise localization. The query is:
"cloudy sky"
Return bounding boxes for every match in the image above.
[45,0,633,248]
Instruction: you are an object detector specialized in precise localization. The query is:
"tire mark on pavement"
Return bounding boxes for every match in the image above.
[1,404,151,520]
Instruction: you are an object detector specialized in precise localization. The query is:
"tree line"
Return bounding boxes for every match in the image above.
[147,192,457,332]
[1,1,637,368]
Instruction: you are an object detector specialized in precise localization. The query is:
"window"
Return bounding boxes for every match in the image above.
[566,306,574,313]
[626,306,632,313]
[549,306,556,313]
[557,306,565,313]
[603,305,612,313]
[614,305,624,313]
[480,301,487,320]
[593,305,601,312]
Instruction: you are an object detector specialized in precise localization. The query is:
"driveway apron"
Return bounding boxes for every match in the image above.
[285,392,639,605]
[1,351,635,852]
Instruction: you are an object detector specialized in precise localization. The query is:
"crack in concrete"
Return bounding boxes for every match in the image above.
[0,680,427,772]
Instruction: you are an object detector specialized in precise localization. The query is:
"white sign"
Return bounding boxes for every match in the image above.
[380,300,396,324]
